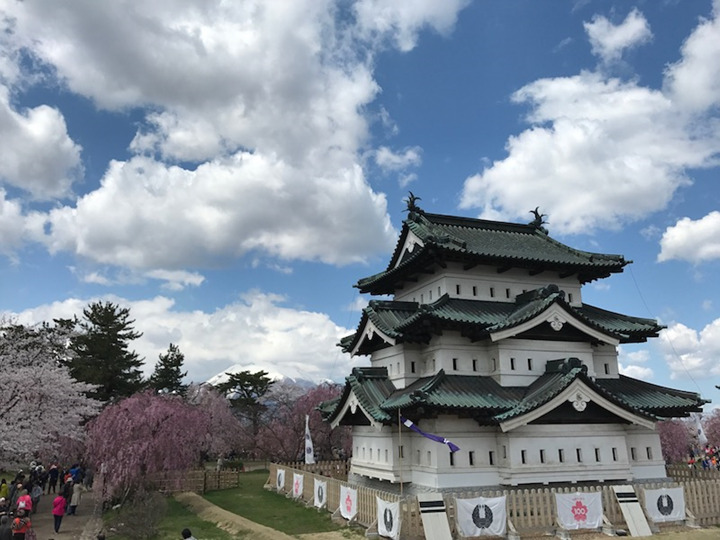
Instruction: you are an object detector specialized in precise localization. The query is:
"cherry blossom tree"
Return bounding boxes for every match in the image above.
[657,418,692,463]
[85,390,211,501]
[703,409,720,447]
[256,382,350,461]
[185,383,244,457]
[0,321,101,463]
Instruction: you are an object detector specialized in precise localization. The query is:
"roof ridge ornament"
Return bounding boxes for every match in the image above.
[404,191,424,216]
[529,207,549,234]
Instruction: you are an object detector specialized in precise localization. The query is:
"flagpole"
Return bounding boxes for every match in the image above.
[398,408,403,497]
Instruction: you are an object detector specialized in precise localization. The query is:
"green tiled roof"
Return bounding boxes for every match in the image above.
[357,210,629,294]
[321,358,706,427]
[341,286,663,354]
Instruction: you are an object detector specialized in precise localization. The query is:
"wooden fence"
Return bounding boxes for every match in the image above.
[269,462,720,538]
[666,463,720,480]
[277,460,350,479]
[152,468,246,494]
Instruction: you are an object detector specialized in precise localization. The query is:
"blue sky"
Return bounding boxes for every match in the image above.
[1,1,719,409]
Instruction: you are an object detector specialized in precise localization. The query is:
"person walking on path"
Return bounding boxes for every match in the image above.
[68,482,83,515]
[51,494,66,534]
[0,516,12,540]
[11,509,31,539]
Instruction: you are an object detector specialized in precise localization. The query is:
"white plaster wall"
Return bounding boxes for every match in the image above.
[592,343,620,379]
[625,425,666,479]
[394,263,583,306]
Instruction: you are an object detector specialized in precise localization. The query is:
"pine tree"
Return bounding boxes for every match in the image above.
[148,343,187,395]
[66,301,145,402]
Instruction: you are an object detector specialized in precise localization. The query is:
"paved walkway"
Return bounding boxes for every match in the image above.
[25,489,103,540]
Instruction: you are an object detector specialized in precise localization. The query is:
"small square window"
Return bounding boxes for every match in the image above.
[576,449,583,463]
[595,448,601,462]
[399,445,404,459]
[411,361,416,373]
[540,449,545,463]
[510,357,516,370]
[527,358,533,370]
[505,288,511,299]
[472,285,477,296]
[568,293,574,303]
[490,287,495,298]
[646,447,653,460]
[472,359,477,372]
[604,363,610,375]
[429,290,432,301]
[558,449,565,463]
[452,358,458,371]
[469,451,475,466]
[521,450,527,464]
[489,451,495,465]
[631,447,637,461]
[456,284,461,295]
[450,452,455,466]
[612,447,618,461]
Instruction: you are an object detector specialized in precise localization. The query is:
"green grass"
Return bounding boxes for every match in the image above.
[202,470,346,535]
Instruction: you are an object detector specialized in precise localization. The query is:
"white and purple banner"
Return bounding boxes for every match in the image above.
[456,496,507,537]
[305,414,315,464]
[376,497,400,539]
[555,492,603,530]
[276,468,285,492]
[644,487,685,523]
[292,472,304,498]
[314,478,327,508]
[340,485,358,520]
[401,416,460,452]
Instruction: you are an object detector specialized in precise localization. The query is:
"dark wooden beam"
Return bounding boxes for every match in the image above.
[497,266,512,274]
[529,268,544,276]
[463,262,478,270]
[559,270,575,278]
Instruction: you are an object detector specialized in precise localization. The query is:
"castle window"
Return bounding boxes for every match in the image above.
[427,451,431,465]
[399,445,404,459]
[612,447,618,461]
[452,358,458,371]
[505,288,511,298]
[377,449,380,461]
[472,285,477,296]
[489,451,495,465]
[492,358,497,371]
[429,290,432,301]
[420,294,424,303]
[411,361,416,373]
[631,447,637,461]
[558,449,565,463]
[472,359,477,372]
[604,363,610,375]
[397,362,400,373]
[510,357,516,370]
[450,452,455,466]
[469,451,475,466]
[540,449,545,463]
[527,358,533,370]
[595,448,601,462]
[646,447,653,460]
[363,447,366,459]
[416,450,421,464]
[389,364,393,375]
[521,450,527,464]
[568,293,574,303]
[502,445,507,459]
[576,449,583,463]
[490,287,495,298]
[438,286,441,296]
[385,449,388,462]
[456,284,461,295]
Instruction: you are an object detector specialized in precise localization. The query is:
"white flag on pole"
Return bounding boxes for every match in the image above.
[292,473,304,498]
[644,487,685,523]
[304,414,315,464]
[276,468,285,492]
[555,492,603,530]
[376,497,401,539]
[340,485,358,520]
[314,479,327,508]
[455,496,507,537]
[694,413,708,446]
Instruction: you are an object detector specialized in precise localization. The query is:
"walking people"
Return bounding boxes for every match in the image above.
[0,516,11,540]
[10,509,31,539]
[51,494,66,534]
[68,482,83,515]
[181,528,197,539]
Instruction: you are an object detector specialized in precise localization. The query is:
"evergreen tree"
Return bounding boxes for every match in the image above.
[148,343,187,395]
[66,301,145,402]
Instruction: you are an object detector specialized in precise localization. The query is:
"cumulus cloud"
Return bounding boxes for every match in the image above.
[658,212,720,263]
[584,9,652,64]
[0,86,82,199]
[4,291,360,383]
[460,7,720,235]
[659,321,720,379]
[618,347,653,379]
[353,0,469,52]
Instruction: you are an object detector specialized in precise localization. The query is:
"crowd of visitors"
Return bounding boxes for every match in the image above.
[0,460,91,537]
[688,445,720,469]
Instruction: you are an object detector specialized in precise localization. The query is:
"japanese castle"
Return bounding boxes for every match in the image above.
[321,198,706,489]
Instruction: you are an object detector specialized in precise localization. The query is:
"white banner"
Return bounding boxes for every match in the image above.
[276,468,285,492]
[305,414,315,464]
[292,473,304,498]
[376,497,400,539]
[340,485,358,520]
[644,487,685,523]
[456,496,507,537]
[314,479,327,508]
[555,492,603,530]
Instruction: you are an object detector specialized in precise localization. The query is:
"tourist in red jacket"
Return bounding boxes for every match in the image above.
[51,495,66,534]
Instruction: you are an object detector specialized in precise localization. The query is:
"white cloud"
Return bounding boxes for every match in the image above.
[0,85,82,200]
[375,146,422,172]
[703,300,713,311]
[345,296,369,312]
[619,364,653,379]
[659,320,720,379]
[584,9,652,64]
[658,212,720,263]
[353,0,469,52]
[4,291,360,384]
[460,7,720,235]
[40,154,396,269]
[145,269,205,291]
[618,347,653,378]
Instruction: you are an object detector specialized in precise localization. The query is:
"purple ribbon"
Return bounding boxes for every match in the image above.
[401,416,460,452]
